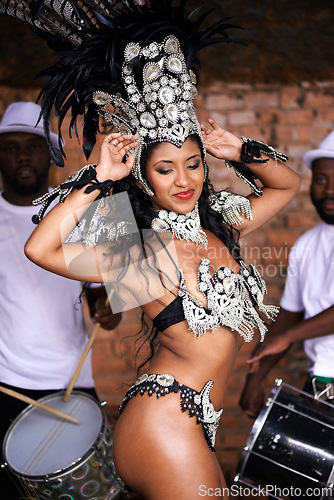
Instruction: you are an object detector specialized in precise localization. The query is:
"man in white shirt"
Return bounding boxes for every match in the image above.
[0,102,121,498]
[240,130,334,417]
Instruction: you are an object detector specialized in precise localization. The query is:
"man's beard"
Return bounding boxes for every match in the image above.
[311,193,334,225]
[2,168,49,196]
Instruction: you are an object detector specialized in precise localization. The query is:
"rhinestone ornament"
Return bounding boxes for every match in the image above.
[151,203,208,249]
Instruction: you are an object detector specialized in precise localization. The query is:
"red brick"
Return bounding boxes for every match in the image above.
[315,106,334,124]
[286,144,310,162]
[223,433,252,450]
[228,110,256,127]
[236,125,264,141]
[92,356,131,375]
[207,111,227,128]
[221,412,240,428]
[206,93,244,111]
[285,108,314,125]
[257,110,279,124]
[244,91,279,110]
[267,230,301,248]
[227,83,253,92]
[280,85,303,109]
[305,91,334,108]
[274,124,299,142]
[223,392,245,409]
[285,212,317,229]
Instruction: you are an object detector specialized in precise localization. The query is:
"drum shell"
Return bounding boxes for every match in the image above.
[236,382,334,499]
[3,391,125,499]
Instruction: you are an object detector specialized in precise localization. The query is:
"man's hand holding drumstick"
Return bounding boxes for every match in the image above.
[63,289,122,402]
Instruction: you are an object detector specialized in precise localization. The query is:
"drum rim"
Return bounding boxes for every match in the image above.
[3,390,108,481]
[235,379,283,480]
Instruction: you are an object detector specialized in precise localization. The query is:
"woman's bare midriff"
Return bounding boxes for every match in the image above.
[147,322,243,409]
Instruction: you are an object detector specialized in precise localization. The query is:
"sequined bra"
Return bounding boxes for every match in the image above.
[153,257,278,342]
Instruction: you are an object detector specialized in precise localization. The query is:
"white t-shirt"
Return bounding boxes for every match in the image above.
[280,222,334,378]
[0,193,94,389]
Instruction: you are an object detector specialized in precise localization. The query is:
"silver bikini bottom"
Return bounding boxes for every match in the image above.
[119,373,223,451]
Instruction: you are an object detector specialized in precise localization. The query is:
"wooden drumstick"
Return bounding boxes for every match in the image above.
[0,386,80,424]
[63,321,100,402]
[64,295,115,402]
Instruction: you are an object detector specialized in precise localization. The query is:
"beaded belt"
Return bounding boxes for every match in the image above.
[119,373,223,451]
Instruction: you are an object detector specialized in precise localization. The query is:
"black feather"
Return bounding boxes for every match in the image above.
[2,0,243,166]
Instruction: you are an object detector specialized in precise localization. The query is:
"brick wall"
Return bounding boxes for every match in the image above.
[1,80,333,490]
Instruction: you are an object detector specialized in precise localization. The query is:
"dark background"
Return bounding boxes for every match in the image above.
[1,0,334,88]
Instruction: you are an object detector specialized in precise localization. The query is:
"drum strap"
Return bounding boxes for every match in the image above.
[312,376,334,401]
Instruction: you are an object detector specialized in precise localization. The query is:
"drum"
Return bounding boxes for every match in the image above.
[3,391,126,499]
[235,380,334,499]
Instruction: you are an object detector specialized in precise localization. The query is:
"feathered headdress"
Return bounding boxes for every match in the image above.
[1,0,241,189]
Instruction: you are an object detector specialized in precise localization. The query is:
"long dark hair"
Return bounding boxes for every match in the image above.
[112,135,241,372]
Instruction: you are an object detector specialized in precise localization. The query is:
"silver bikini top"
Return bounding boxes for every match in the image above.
[178,258,278,342]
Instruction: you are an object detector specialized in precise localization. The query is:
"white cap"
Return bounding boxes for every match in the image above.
[302,130,334,169]
[0,102,59,150]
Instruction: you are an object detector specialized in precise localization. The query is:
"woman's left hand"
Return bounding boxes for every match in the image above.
[201,119,242,162]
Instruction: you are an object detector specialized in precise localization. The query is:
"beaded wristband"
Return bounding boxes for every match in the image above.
[32,164,114,224]
[225,138,288,196]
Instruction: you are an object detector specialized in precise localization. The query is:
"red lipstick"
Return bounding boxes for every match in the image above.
[173,189,194,200]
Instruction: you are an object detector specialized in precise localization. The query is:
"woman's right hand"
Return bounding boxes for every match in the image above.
[96,132,139,182]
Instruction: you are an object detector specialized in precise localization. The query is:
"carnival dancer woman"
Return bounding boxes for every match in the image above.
[8,1,299,498]
[25,117,300,499]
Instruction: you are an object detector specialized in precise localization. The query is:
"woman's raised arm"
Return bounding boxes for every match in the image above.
[201,119,301,236]
[24,133,139,281]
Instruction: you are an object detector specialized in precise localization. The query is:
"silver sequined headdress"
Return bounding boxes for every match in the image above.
[93,34,206,195]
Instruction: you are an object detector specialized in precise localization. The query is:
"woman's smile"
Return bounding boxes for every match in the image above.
[173,189,195,200]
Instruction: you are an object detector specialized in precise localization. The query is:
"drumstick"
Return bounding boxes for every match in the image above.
[0,386,80,424]
[63,295,111,402]
[63,321,100,402]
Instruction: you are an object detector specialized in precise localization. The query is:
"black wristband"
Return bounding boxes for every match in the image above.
[32,164,114,224]
[226,138,288,197]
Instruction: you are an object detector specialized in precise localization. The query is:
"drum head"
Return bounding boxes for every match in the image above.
[3,391,103,478]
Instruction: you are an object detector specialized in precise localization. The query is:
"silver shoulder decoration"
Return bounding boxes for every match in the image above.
[209,191,253,226]
[70,220,133,246]
[64,191,137,246]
